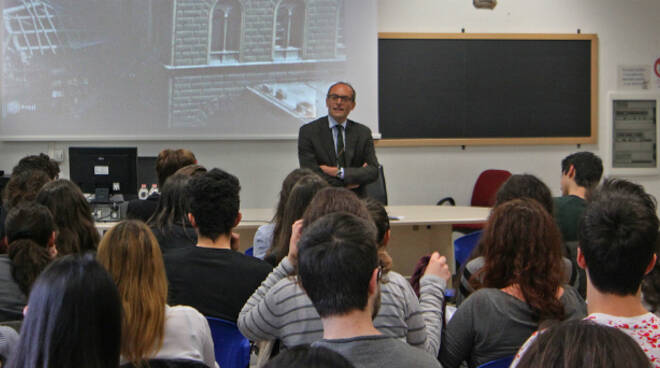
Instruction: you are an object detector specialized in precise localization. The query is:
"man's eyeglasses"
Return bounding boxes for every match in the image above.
[327,94,353,102]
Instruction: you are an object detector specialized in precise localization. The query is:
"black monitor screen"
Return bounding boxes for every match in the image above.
[137,156,158,191]
[69,147,137,197]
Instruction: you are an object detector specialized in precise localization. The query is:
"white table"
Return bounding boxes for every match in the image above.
[97,205,491,276]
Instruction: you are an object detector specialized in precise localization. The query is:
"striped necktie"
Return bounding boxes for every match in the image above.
[336,125,345,168]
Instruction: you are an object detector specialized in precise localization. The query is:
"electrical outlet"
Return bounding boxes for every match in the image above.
[51,149,65,163]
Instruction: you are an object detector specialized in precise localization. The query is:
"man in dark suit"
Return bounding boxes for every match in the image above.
[298,82,379,197]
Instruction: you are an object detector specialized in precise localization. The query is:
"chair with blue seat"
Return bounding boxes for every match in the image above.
[205,316,250,368]
[477,355,514,368]
[454,230,483,267]
[120,359,210,368]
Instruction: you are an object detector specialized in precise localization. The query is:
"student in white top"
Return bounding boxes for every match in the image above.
[513,179,660,367]
[97,220,216,368]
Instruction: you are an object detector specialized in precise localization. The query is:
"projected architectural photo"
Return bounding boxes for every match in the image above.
[1,0,348,137]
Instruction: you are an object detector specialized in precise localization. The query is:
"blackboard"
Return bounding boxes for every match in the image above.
[377,33,598,146]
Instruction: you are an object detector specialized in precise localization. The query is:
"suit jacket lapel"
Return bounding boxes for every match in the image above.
[344,120,355,166]
[319,117,337,164]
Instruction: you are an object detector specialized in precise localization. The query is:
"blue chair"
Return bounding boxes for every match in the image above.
[244,247,254,257]
[205,317,250,368]
[120,359,209,368]
[477,355,514,368]
[454,230,482,266]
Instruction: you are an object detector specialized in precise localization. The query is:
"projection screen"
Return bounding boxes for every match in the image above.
[0,0,378,140]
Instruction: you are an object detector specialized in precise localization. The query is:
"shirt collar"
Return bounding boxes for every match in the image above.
[328,115,346,129]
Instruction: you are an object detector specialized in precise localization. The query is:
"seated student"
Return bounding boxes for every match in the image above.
[601,178,660,318]
[263,345,355,368]
[253,168,316,260]
[239,187,449,355]
[11,153,60,180]
[515,319,651,368]
[554,151,603,242]
[0,170,51,252]
[35,180,99,255]
[127,149,197,222]
[264,174,328,265]
[97,220,216,367]
[164,168,272,322]
[457,174,577,305]
[147,173,198,254]
[0,203,57,322]
[301,213,441,368]
[5,254,121,368]
[439,199,586,368]
[0,325,19,366]
[1,153,58,252]
[513,179,660,366]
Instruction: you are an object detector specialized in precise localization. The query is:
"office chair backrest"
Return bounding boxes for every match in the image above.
[470,169,512,207]
[206,316,250,368]
[365,165,388,205]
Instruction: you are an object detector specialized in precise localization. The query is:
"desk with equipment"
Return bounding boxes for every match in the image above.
[96,206,491,276]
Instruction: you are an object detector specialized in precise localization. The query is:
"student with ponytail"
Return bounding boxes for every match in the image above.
[0,203,57,321]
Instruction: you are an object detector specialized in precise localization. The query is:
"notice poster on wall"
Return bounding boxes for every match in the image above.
[655,58,660,89]
[618,65,651,90]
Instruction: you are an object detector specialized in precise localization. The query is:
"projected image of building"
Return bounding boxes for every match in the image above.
[161,0,347,128]
[1,0,347,136]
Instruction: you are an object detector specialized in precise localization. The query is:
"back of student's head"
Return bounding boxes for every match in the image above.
[301,187,371,229]
[495,174,554,215]
[5,203,54,246]
[187,168,240,240]
[298,212,379,318]
[6,254,121,368]
[12,153,60,180]
[477,198,564,321]
[264,345,355,368]
[516,319,651,368]
[561,151,603,189]
[155,149,197,188]
[5,203,56,295]
[35,179,99,255]
[596,178,657,211]
[148,173,193,231]
[269,174,328,263]
[364,197,393,272]
[579,181,659,296]
[2,170,50,210]
[174,163,207,177]
[97,220,167,364]
[273,169,318,221]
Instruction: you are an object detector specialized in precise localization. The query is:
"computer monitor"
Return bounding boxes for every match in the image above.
[69,147,138,201]
[137,156,158,191]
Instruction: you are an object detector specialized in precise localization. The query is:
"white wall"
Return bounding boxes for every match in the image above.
[2,0,660,209]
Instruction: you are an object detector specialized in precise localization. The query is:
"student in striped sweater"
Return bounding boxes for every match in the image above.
[238,187,449,355]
